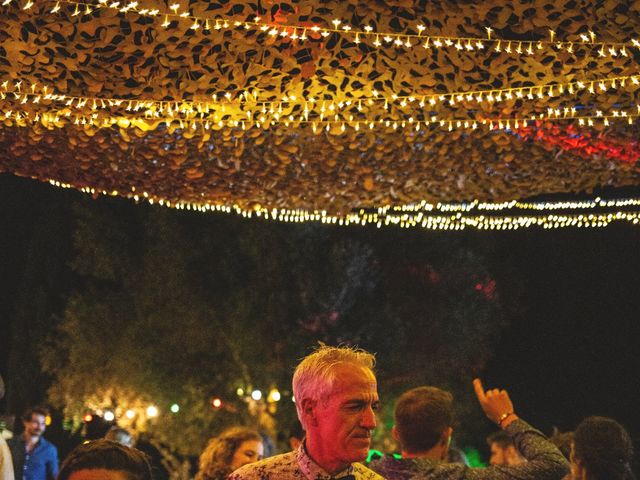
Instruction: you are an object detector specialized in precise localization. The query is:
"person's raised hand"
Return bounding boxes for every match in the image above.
[473,378,518,428]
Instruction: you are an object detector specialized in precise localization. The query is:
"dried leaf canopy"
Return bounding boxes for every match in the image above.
[1,0,640,214]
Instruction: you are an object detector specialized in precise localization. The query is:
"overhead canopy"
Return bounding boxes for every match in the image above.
[1,0,639,218]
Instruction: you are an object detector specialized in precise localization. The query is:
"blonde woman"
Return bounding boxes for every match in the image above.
[196,427,263,480]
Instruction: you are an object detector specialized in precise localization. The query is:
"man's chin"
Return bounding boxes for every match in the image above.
[349,440,371,459]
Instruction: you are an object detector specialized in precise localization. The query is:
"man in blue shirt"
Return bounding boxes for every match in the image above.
[8,407,58,480]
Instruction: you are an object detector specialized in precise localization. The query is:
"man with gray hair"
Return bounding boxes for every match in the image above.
[229,345,383,479]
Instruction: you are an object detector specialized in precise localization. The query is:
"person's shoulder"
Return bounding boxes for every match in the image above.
[353,461,386,479]
[228,451,298,479]
[40,437,58,453]
[368,455,418,479]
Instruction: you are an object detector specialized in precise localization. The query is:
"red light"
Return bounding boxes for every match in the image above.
[211,398,222,408]
[83,414,93,422]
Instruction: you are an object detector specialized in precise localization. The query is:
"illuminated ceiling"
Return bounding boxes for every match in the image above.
[1,0,640,225]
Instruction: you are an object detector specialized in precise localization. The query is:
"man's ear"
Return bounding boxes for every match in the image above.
[300,398,318,427]
[440,427,453,446]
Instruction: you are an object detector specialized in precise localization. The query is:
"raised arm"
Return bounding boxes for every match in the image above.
[457,379,570,480]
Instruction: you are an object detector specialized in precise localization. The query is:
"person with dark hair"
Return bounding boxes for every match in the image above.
[369,379,569,480]
[195,427,263,480]
[571,416,635,480]
[57,439,152,480]
[393,386,454,457]
[8,407,58,480]
[486,431,524,466]
[0,375,14,480]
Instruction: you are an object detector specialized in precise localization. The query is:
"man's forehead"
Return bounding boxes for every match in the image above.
[327,364,378,395]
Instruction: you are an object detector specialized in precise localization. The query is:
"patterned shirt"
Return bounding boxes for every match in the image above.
[369,419,569,480]
[228,442,384,480]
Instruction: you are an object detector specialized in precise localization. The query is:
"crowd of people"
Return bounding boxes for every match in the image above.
[0,346,636,480]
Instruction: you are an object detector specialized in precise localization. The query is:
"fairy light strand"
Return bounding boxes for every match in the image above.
[1,102,638,132]
[1,73,639,128]
[42,178,640,230]
[10,0,640,59]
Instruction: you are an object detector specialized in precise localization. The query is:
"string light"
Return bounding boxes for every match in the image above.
[10,0,637,59]
[2,102,638,132]
[43,179,640,230]
[2,73,638,130]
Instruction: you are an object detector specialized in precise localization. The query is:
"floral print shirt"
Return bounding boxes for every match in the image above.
[228,442,384,480]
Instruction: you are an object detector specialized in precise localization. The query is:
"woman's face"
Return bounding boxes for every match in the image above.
[230,439,264,471]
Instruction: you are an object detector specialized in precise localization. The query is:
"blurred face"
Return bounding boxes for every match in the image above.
[23,413,46,438]
[307,364,379,472]
[489,443,507,465]
[68,470,128,480]
[490,444,522,466]
[230,439,264,471]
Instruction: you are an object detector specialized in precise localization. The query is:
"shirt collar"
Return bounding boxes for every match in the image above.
[296,440,355,480]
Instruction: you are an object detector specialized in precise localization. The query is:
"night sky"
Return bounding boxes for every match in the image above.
[1,173,639,454]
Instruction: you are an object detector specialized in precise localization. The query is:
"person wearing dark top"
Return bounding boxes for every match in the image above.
[8,407,58,480]
[369,379,569,480]
[57,439,152,480]
[570,416,634,480]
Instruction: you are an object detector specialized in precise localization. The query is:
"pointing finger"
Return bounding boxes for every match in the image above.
[473,378,486,402]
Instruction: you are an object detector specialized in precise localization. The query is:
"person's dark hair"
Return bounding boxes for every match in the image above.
[195,426,262,480]
[394,386,453,453]
[58,439,152,480]
[487,431,514,450]
[573,416,635,480]
[21,406,49,422]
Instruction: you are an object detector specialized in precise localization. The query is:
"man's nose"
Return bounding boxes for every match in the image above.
[360,405,377,429]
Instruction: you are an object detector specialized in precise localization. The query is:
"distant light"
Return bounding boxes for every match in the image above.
[268,389,281,402]
[125,410,135,419]
[83,414,93,423]
[211,398,222,408]
[45,415,52,426]
[170,404,180,413]
[104,411,115,422]
[292,396,296,403]
[146,406,159,418]
[251,389,262,401]
[236,387,245,397]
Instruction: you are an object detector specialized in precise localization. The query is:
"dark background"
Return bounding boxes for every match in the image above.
[1,173,638,459]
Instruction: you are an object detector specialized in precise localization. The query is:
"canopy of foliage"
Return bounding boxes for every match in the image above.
[1,1,639,215]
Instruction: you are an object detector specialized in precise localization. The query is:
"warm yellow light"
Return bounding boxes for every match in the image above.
[146,406,159,418]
